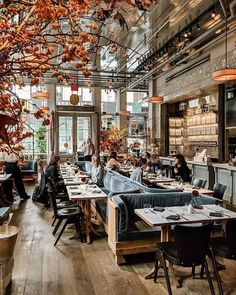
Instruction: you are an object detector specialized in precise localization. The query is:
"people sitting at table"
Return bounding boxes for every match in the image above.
[130,158,147,183]
[172,154,191,182]
[90,155,104,187]
[45,155,65,192]
[106,151,120,171]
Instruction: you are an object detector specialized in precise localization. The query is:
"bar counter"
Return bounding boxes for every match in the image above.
[159,157,236,204]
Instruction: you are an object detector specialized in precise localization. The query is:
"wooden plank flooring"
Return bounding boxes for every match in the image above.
[5,186,236,295]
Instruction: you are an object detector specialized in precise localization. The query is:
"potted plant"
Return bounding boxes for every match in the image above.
[36,125,47,160]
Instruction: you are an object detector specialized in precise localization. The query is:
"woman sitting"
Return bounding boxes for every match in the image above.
[45,155,65,192]
[90,155,104,187]
[130,158,147,183]
[173,154,191,182]
[106,151,120,171]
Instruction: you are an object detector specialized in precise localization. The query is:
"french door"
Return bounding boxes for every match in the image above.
[56,113,92,160]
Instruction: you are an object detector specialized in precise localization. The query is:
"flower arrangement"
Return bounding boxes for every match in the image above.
[107,127,127,142]
[101,127,127,151]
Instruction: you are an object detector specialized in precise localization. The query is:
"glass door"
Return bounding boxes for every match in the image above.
[57,113,92,160]
[58,116,73,156]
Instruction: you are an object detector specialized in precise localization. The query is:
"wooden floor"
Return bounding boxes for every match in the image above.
[6,186,236,295]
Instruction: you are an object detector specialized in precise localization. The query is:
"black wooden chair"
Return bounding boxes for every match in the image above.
[154,223,221,295]
[211,219,236,260]
[191,177,207,188]
[210,219,236,295]
[47,177,80,226]
[212,183,227,201]
[47,185,84,246]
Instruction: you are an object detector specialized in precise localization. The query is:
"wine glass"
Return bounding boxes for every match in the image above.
[74,168,78,174]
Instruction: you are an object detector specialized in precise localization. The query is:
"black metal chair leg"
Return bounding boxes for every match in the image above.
[200,264,205,279]
[52,219,62,236]
[154,252,160,283]
[54,219,69,246]
[161,254,173,295]
[204,260,215,295]
[209,248,224,295]
[52,216,56,226]
[192,265,195,279]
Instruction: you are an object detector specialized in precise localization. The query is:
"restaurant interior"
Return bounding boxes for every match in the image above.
[1,0,236,294]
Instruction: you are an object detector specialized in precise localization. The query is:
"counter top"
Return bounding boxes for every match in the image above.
[159,157,209,166]
[212,163,236,171]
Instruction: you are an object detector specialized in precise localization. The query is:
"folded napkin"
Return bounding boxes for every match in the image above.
[209,212,222,217]
[71,191,81,195]
[166,214,180,220]
[92,189,101,194]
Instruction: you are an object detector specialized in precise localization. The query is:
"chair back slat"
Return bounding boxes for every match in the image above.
[174,223,213,267]
[191,177,207,188]
[213,183,227,200]
[46,184,58,216]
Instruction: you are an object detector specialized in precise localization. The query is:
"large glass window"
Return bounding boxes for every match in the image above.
[127,92,148,113]
[101,89,117,113]
[77,117,91,150]
[13,85,48,158]
[56,86,92,106]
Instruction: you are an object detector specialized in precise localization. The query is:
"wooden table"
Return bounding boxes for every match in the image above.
[143,176,174,184]
[156,181,214,195]
[66,184,107,244]
[135,204,236,284]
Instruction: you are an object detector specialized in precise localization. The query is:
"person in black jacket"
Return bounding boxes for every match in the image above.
[173,154,191,182]
[45,155,65,192]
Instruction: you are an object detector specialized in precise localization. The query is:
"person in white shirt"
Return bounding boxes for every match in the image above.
[90,155,104,187]
[0,151,30,201]
[83,138,95,161]
[130,158,147,183]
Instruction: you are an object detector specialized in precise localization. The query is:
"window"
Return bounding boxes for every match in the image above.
[101,89,117,113]
[127,92,148,113]
[56,86,92,106]
[58,117,73,154]
[77,117,91,150]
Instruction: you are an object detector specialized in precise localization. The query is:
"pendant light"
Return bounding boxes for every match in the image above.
[212,2,236,81]
[148,96,164,103]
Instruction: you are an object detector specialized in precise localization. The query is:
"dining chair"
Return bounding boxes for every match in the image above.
[191,177,207,188]
[47,177,79,226]
[154,223,221,295]
[212,183,227,201]
[211,219,236,260]
[46,185,84,246]
[209,219,236,295]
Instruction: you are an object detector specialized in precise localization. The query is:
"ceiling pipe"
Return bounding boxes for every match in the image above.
[116,0,213,74]
[127,15,235,90]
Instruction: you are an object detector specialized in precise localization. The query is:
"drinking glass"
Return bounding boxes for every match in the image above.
[144,203,151,213]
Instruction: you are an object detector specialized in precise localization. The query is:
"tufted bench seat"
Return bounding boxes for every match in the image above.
[107,192,219,264]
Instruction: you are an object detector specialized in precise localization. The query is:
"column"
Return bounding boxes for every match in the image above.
[147,80,162,149]
[117,89,128,146]
[218,84,225,163]
[92,86,101,152]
